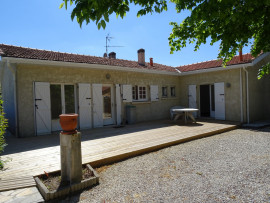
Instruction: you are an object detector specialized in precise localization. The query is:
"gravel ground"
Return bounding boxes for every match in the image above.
[61,127,270,203]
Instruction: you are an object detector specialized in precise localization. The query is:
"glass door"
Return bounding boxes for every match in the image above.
[102,85,115,125]
[50,84,76,131]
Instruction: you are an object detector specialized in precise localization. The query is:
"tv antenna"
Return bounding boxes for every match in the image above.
[105,34,124,56]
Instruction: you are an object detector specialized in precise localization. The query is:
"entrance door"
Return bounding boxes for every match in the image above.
[92,84,103,127]
[78,83,92,129]
[34,82,51,135]
[188,85,197,117]
[200,85,210,117]
[214,82,225,120]
[102,85,115,125]
[50,84,76,131]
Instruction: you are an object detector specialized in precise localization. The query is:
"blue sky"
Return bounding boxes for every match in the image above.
[0,1,251,67]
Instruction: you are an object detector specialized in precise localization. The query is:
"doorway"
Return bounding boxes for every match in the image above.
[50,84,76,131]
[102,85,115,125]
[200,84,216,118]
[200,85,211,117]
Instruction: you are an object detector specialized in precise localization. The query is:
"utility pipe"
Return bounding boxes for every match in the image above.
[243,67,250,124]
[240,68,243,123]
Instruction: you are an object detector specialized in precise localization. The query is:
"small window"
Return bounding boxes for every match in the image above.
[132,85,147,101]
[170,86,176,97]
[162,86,168,97]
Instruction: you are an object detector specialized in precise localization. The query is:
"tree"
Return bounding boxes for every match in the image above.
[60,0,270,78]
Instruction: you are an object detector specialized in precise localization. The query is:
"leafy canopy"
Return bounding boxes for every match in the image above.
[61,0,270,78]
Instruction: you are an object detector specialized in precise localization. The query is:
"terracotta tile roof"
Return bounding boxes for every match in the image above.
[0,44,177,73]
[177,53,254,72]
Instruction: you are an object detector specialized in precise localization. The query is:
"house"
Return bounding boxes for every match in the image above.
[0,44,269,137]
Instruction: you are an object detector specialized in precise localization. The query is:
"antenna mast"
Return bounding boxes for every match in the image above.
[105,34,124,56]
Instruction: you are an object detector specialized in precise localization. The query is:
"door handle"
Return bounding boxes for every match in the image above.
[35,99,42,101]
[220,94,224,96]
[86,98,91,99]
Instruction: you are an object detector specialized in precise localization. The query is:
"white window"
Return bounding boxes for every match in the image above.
[162,86,168,97]
[170,86,176,97]
[132,85,147,101]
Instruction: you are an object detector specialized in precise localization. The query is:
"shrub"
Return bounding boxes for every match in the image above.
[0,98,7,169]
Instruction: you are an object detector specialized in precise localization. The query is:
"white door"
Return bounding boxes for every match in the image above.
[92,84,103,127]
[115,84,122,125]
[188,85,197,117]
[215,82,225,120]
[78,83,92,129]
[34,82,51,135]
[150,85,159,101]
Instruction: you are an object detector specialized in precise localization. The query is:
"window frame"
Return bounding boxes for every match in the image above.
[170,86,176,97]
[132,85,148,101]
[162,86,168,98]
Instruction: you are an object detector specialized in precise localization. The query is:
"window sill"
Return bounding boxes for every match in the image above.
[132,101,151,104]
[161,97,178,100]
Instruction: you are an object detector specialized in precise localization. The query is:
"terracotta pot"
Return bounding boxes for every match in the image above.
[59,113,78,132]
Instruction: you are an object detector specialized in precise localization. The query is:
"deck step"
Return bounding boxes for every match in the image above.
[0,176,36,192]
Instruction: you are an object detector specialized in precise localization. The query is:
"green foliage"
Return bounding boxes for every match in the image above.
[0,98,7,169]
[61,0,270,78]
[258,62,270,79]
[60,0,167,29]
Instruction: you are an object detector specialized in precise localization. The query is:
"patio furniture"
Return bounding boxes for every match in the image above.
[171,107,199,123]
[170,106,184,120]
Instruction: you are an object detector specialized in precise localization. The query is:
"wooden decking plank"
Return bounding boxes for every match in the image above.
[0,120,238,191]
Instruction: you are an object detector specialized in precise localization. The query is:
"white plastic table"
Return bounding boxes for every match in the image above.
[171,108,199,124]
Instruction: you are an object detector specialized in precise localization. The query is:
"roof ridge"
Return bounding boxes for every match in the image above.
[0,44,177,73]
[0,43,175,68]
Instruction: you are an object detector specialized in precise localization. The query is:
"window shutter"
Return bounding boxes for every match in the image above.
[150,85,159,101]
[122,85,132,102]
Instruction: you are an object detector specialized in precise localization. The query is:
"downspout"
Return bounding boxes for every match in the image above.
[243,66,250,124]
[7,60,19,137]
[240,68,243,123]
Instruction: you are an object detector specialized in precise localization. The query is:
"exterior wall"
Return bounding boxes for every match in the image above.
[0,62,17,134]
[16,64,180,137]
[178,68,244,122]
[247,54,270,122]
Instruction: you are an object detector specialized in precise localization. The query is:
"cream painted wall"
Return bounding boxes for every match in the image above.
[178,68,244,122]
[247,54,270,122]
[16,64,180,137]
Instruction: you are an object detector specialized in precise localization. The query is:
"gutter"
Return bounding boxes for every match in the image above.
[240,68,243,123]
[243,67,250,124]
[1,57,180,76]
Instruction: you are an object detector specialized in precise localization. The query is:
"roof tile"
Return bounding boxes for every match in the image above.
[0,44,176,73]
[177,54,254,72]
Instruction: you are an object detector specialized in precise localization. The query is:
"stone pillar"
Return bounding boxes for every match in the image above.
[60,131,82,185]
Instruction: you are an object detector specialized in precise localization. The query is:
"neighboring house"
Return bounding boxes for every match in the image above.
[0,44,269,137]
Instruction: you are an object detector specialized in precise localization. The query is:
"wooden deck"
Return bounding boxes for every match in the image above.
[0,120,238,192]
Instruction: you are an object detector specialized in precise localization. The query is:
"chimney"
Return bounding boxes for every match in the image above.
[239,47,243,61]
[150,58,153,66]
[103,53,107,58]
[137,48,145,66]
[109,52,116,59]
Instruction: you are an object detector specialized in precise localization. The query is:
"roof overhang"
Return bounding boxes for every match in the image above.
[179,52,270,76]
[0,57,180,76]
[179,63,251,76]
